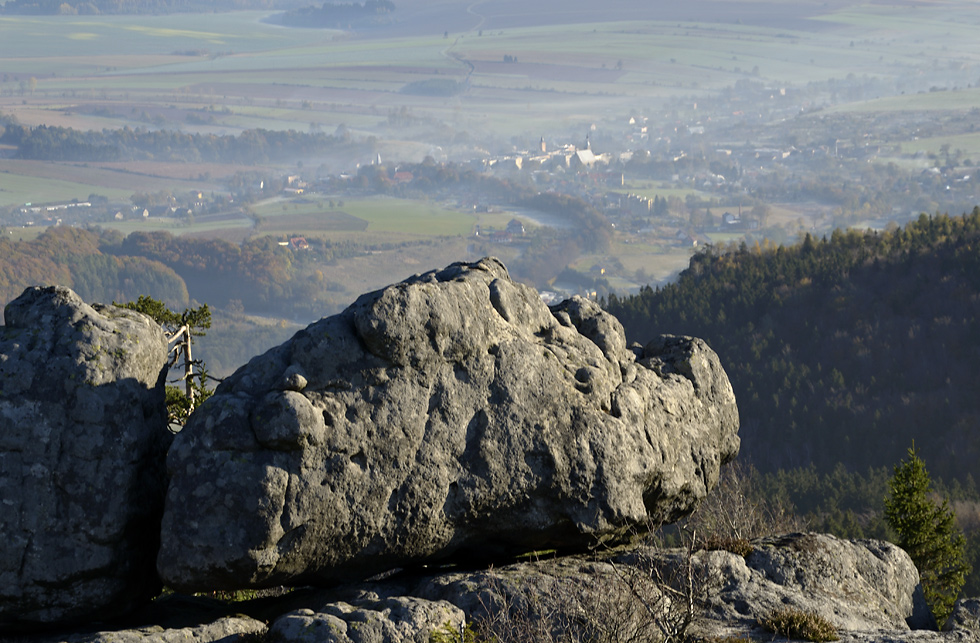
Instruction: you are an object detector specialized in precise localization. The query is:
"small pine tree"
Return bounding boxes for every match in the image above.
[885,446,971,625]
[115,295,213,428]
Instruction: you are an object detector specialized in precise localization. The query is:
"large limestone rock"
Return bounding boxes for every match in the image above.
[158,258,739,591]
[0,286,171,630]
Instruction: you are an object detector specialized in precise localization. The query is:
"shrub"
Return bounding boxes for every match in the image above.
[759,607,838,642]
[681,461,804,544]
[471,557,692,643]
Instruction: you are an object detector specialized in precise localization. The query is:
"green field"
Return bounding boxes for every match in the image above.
[0,160,224,208]
[2,226,46,242]
[572,239,696,288]
[255,197,484,237]
[0,13,328,59]
[82,195,495,242]
[900,132,980,160]
[829,88,980,115]
[98,215,255,237]
[0,172,132,206]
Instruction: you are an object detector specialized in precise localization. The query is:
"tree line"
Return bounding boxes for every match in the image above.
[606,209,980,485]
[0,226,368,323]
[607,209,980,605]
[0,122,353,164]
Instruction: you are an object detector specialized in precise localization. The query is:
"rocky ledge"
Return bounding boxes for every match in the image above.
[34,533,980,643]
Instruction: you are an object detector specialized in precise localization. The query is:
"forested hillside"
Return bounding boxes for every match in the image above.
[0,227,368,320]
[607,211,980,595]
[0,227,189,309]
[607,209,980,485]
[0,227,353,374]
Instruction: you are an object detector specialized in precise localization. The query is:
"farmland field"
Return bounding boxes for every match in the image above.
[2,0,980,248]
[254,196,515,238]
[83,194,517,247]
[4,1,979,147]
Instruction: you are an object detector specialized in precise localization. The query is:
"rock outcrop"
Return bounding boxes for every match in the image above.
[409,534,972,643]
[158,257,740,591]
[57,615,268,643]
[0,286,171,631]
[632,532,934,638]
[943,598,980,637]
[45,532,976,643]
[270,593,465,643]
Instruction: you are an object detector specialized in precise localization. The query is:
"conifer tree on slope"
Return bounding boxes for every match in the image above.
[115,295,213,428]
[885,446,971,625]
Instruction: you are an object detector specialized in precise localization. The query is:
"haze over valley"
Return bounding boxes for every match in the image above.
[2,0,980,614]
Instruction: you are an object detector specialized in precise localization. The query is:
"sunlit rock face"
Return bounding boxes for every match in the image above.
[0,286,170,631]
[158,257,739,592]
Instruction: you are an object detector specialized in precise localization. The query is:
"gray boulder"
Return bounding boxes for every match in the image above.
[270,593,465,643]
[412,554,670,643]
[635,532,933,640]
[158,257,739,591]
[943,598,980,636]
[0,286,171,630]
[48,615,268,643]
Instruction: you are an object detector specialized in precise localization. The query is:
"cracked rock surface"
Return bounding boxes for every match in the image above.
[158,258,740,591]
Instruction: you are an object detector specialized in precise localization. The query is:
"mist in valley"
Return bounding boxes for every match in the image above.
[1,0,980,602]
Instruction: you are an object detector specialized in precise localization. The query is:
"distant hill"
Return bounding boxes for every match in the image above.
[0,0,311,14]
[606,209,980,485]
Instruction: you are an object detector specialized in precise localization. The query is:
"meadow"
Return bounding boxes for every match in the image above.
[253,196,499,237]
[89,194,517,248]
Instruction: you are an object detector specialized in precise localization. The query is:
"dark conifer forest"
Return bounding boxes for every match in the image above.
[607,209,980,594]
[0,123,353,164]
[607,209,980,484]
